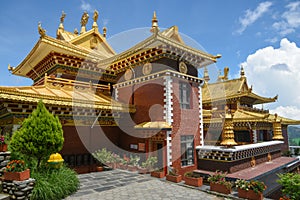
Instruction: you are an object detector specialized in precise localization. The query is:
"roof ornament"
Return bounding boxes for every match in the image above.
[8,64,14,72]
[57,11,66,38]
[38,22,46,38]
[59,11,66,29]
[150,11,159,34]
[80,11,89,34]
[92,10,99,29]
[217,67,229,82]
[203,67,210,82]
[103,27,107,38]
[74,28,78,35]
[240,64,245,77]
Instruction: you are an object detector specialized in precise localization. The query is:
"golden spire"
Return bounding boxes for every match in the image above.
[38,22,46,38]
[240,65,245,77]
[92,10,99,29]
[220,111,237,147]
[103,27,107,38]
[57,11,66,39]
[80,11,89,34]
[272,113,284,140]
[59,11,66,29]
[203,67,210,82]
[150,11,159,33]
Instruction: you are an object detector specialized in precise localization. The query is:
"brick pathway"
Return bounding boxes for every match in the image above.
[65,170,224,200]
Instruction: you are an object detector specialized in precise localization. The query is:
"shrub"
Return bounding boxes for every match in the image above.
[31,165,79,200]
[277,173,300,200]
[10,100,64,168]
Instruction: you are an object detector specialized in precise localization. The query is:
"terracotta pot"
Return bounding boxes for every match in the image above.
[238,188,263,200]
[4,169,30,181]
[0,144,7,152]
[150,171,165,178]
[119,164,128,170]
[138,167,148,174]
[247,189,263,200]
[184,176,203,187]
[96,166,104,172]
[166,174,182,183]
[237,188,248,199]
[210,182,232,195]
[127,165,138,171]
[107,163,117,169]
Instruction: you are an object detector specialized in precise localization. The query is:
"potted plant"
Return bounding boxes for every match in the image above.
[127,154,140,171]
[139,156,157,174]
[150,168,165,178]
[166,168,182,183]
[0,134,8,152]
[4,160,30,181]
[208,171,232,194]
[184,171,203,187]
[92,148,114,170]
[235,179,266,200]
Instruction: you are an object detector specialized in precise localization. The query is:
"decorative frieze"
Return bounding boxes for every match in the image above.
[197,141,283,162]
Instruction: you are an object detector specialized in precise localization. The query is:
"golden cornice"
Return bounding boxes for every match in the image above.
[0,77,135,113]
[113,69,203,89]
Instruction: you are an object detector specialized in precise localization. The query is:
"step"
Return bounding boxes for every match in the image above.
[0,193,10,200]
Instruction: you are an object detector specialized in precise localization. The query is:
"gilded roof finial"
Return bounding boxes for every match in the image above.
[38,22,46,38]
[60,11,66,29]
[92,10,99,29]
[57,11,66,39]
[74,28,78,35]
[240,65,245,77]
[103,27,107,38]
[80,11,89,34]
[203,67,210,82]
[150,11,159,33]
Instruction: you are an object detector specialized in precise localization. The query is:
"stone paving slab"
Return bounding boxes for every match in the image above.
[66,169,224,200]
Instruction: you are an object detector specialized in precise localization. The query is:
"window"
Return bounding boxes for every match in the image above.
[179,82,191,109]
[181,135,194,166]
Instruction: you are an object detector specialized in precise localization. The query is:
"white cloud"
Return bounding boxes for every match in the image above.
[236,1,272,34]
[80,0,93,12]
[272,1,300,36]
[241,38,300,120]
[270,106,300,120]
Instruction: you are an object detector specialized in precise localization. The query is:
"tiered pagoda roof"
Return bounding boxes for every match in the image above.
[202,67,300,126]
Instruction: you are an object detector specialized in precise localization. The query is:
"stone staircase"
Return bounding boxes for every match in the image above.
[0,194,9,200]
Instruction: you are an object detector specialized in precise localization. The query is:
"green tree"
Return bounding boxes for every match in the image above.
[277,173,300,200]
[10,100,64,168]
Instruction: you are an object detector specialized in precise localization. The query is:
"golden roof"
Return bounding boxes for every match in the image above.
[134,121,172,130]
[12,24,115,77]
[0,76,134,112]
[203,108,300,125]
[202,77,277,105]
[97,26,219,71]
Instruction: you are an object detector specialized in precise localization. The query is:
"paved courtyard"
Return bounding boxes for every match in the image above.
[66,169,225,200]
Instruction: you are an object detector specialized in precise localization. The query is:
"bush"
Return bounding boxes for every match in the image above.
[31,165,79,200]
[10,100,64,168]
[277,173,300,200]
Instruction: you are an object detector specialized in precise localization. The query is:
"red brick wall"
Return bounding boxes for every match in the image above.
[170,78,201,175]
[116,79,164,124]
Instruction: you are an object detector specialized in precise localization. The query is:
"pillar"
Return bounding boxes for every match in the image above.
[220,112,237,147]
[272,114,284,140]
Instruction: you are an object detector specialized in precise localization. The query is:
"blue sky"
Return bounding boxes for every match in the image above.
[1,0,300,119]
